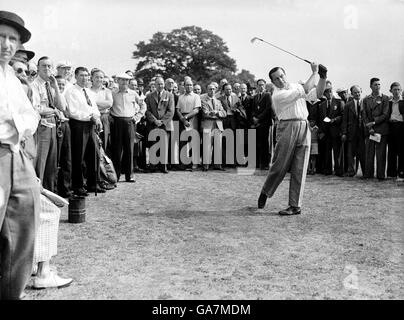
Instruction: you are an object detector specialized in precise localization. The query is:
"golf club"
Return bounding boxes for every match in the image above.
[251,37,312,64]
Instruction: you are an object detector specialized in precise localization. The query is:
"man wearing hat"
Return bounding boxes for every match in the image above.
[56,60,73,91]
[110,72,145,182]
[336,87,349,103]
[12,44,35,64]
[0,10,41,300]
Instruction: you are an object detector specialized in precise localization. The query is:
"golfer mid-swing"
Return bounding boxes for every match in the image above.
[258,62,327,215]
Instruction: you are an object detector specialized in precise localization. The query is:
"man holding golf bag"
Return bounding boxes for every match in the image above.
[257,62,327,215]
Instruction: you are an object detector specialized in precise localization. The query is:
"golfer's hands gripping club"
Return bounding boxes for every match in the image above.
[310,62,319,74]
[318,64,328,79]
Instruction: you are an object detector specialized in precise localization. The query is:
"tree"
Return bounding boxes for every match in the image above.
[132,26,255,89]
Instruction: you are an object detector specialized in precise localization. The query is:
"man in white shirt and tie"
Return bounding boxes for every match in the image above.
[0,10,41,300]
[257,62,327,215]
[64,67,103,196]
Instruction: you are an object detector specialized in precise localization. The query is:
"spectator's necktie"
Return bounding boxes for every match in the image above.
[227,96,231,109]
[83,88,93,106]
[357,100,362,125]
[45,81,55,109]
[157,91,161,103]
[212,98,215,110]
[326,100,331,117]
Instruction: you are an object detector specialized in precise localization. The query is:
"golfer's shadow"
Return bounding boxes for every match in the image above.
[237,206,279,216]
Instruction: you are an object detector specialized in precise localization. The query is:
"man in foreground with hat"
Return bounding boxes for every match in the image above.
[0,10,41,299]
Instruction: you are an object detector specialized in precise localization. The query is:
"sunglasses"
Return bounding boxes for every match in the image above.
[16,68,37,77]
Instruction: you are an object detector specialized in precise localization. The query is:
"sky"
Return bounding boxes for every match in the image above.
[4,0,404,94]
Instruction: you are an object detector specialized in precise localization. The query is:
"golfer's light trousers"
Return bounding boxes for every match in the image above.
[0,145,40,300]
[262,119,311,208]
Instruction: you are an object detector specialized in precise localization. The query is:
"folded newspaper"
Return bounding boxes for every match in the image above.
[369,133,381,143]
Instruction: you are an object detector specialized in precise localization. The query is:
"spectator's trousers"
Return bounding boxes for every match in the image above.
[0,145,40,300]
[34,115,57,192]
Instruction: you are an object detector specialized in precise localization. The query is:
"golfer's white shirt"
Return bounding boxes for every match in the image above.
[272,83,317,120]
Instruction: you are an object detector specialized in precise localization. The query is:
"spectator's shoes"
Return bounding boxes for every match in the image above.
[213,165,225,171]
[278,206,301,216]
[74,188,88,197]
[33,271,73,290]
[160,166,169,174]
[257,192,267,209]
[100,182,115,190]
[87,186,106,193]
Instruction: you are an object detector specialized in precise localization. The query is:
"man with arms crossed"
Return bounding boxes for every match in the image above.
[258,62,327,215]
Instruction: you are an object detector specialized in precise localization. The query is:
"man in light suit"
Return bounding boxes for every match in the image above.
[201,83,227,171]
[341,85,366,177]
[145,76,175,173]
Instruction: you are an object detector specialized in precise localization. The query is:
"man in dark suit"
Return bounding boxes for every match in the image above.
[145,76,175,173]
[219,83,239,167]
[250,79,273,170]
[316,83,344,176]
[239,83,253,159]
[387,82,404,179]
[362,77,390,180]
[341,85,366,177]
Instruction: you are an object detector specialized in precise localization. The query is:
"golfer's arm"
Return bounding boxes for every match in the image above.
[303,72,317,94]
[315,78,326,99]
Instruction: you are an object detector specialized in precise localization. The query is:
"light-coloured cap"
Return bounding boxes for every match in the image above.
[56,60,72,69]
[115,72,133,80]
[336,87,347,94]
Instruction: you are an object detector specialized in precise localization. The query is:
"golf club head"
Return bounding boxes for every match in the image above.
[250,37,262,44]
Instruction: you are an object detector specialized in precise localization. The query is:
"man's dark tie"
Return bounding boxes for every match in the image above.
[227,96,231,108]
[45,81,55,109]
[83,88,93,106]
[157,91,161,103]
[357,100,362,125]
[326,100,331,117]
[212,98,215,110]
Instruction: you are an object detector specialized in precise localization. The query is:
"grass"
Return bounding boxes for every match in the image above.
[26,170,403,300]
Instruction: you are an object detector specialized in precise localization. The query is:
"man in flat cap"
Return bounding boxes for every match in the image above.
[0,10,41,300]
[110,72,145,182]
[56,60,73,91]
